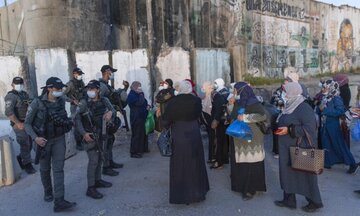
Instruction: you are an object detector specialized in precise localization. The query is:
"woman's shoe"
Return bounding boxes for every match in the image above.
[347,163,360,174]
[242,193,254,201]
[210,162,223,169]
[274,200,296,209]
[207,159,216,164]
[301,202,323,213]
[130,153,142,158]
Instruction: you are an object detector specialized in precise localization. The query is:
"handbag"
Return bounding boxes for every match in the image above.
[157,129,172,157]
[289,128,324,175]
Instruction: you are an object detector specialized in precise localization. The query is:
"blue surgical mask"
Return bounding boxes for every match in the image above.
[174,90,179,96]
[14,84,24,92]
[235,95,240,100]
[52,91,63,98]
[110,73,114,80]
[87,90,96,99]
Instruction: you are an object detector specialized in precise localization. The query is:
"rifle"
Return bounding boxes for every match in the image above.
[83,110,106,161]
[111,90,129,131]
[34,125,47,165]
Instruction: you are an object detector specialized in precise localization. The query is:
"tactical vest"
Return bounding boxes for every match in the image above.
[33,97,71,139]
[81,98,107,134]
[69,79,85,101]
[8,90,30,122]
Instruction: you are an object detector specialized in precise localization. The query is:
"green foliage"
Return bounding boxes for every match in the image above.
[243,74,283,86]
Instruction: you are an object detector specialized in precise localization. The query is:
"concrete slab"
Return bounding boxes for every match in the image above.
[155,47,191,86]
[0,56,27,119]
[192,49,231,93]
[75,51,110,84]
[34,48,75,158]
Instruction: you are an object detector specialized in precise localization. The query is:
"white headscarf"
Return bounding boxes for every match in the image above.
[282,82,305,114]
[178,80,193,95]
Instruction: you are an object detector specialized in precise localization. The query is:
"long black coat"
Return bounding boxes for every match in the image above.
[163,94,209,204]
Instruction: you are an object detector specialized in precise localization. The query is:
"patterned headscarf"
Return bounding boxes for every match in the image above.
[323,79,340,102]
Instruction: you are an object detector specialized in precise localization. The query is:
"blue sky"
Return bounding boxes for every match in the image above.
[0,0,358,9]
[318,0,360,8]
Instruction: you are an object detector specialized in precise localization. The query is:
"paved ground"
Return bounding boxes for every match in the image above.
[1,127,360,216]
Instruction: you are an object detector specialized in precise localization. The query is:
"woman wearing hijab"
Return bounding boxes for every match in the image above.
[163,80,209,204]
[333,74,351,148]
[185,79,198,97]
[155,79,175,131]
[275,82,323,213]
[201,81,216,163]
[317,80,359,173]
[228,82,267,201]
[127,81,149,158]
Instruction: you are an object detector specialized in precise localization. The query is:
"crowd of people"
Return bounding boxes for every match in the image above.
[3,65,360,213]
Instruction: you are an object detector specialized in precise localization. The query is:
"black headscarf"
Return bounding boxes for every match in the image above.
[234,82,259,108]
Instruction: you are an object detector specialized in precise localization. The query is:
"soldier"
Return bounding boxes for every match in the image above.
[99,65,129,176]
[75,80,114,199]
[64,67,85,150]
[25,77,76,212]
[4,77,36,174]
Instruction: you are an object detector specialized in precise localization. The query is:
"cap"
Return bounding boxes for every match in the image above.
[101,65,117,73]
[12,77,24,84]
[72,67,84,75]
[85,80,100,89]
[41,77,67,89]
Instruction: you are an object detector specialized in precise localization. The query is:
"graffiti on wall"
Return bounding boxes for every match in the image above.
[245,0,306,20]
[335,19,354,71]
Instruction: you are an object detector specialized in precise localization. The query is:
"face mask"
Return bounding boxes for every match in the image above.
[235,95,240,100]
[109,73,114,80]
[200,88,205,93]
[87,90,96,99]
[163,84,169,89]
[281,92,288,104]
[159,86,164,91]
[76,75,83,81]
[318,82,323,88]
[14,84,24,92]
[174,90,179,96]
[52,91,63,98]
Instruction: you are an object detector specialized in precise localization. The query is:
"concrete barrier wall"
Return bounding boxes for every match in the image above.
[75,51,110,84]
[0,56,27,119]
[112,49,151,103]
[155,47,191,86]
[34,48,75,158]
[192,49,231,93]
[34,48,71,94]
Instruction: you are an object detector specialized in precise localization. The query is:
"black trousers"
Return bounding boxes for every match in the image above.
[214,122,228,165]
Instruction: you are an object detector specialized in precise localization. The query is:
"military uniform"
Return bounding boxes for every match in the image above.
[99,77,126,175]
[24,77,75,212]
[4,88,34,173]
[75,90,115,199]
[64,77,85,150]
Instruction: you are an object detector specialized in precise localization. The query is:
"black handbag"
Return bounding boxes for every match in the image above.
[157,129,172,157]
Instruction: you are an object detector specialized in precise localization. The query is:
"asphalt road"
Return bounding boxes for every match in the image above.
[1,128,360,216]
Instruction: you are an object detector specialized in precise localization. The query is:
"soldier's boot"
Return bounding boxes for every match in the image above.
[24,163,36,174]
[102,167,119,176]
[95,179,112,188]
[86,186,104,199]
[109,160,124,169]
[16,155,25,169]
[44,189,54,202]
[53,197,76,212]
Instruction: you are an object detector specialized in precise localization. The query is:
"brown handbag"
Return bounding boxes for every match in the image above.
[289,128,324,175]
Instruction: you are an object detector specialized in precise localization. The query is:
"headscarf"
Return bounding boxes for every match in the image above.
[130,81,142,92]
[214,78,225,92]
[202,81,213,115]
[178,80,193,95]
[322,79,340,102]
[234,82,259,108]
[185,79,198,96]
[285,72,299,83]
[333,74,349,87]
[282,82,305,114]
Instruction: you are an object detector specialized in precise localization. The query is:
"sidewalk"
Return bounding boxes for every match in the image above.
[1,128,360,216]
